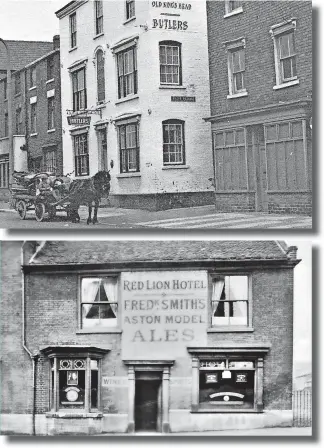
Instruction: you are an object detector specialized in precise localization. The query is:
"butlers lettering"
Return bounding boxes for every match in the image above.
[123,279,206,291]
[152,19,188,30]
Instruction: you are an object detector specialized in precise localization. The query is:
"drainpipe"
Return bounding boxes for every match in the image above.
[21,242,38,436]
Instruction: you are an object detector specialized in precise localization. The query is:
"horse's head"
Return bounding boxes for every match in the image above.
[93,170,111,195]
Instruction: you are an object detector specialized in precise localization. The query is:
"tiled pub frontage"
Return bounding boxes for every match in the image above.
[1,240,299,435]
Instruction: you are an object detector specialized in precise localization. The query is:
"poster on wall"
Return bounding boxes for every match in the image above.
[121,270,208,359]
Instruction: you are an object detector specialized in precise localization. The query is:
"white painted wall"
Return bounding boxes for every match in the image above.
[59,0,212,196]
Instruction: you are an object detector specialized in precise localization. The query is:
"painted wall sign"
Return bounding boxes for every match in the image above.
[67,116,91,126]
[152,18,188,30]
[121,270,208,359]
[102,377,128,388]
[171,96,196,102]
[151,2,192,10]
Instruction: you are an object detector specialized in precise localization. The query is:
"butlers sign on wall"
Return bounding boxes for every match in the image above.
[121,270,208,360]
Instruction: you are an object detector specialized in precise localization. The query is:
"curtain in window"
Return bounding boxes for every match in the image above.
[226,276,247,325]
[212,279,225,325]
[102,279,117,317]
[82,278,100,323]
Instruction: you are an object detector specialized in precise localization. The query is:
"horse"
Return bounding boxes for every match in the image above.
[67,171,111,224]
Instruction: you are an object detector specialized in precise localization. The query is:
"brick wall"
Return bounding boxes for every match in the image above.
[207,0,312,116]
[0,241,34,414]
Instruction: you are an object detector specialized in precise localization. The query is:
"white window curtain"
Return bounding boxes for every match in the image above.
[102,278,118,317]
[212,278,225,326]
[81,278,100,327]
[226,276,248,325]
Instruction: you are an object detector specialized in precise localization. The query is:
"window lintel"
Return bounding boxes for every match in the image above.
[110,34,139,54]
[223,37,246,50]
[68,58,88,73]
[270,18,297,38]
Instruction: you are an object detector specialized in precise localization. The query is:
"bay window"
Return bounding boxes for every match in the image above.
[80,277,118,329]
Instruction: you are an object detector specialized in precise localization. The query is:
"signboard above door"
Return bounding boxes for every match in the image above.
[67,116,91,126]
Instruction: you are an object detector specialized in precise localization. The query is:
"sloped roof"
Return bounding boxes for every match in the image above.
[0,40,53,71]
[28,240,293,266]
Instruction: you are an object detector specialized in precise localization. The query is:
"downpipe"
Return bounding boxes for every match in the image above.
[21,242,38,436]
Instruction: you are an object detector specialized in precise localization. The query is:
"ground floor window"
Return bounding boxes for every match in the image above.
[162,119,185,165]
[0,155,9,188]
[42,346,109,413]
[199,359,255,410]
[118,122,140,173]
[73,133,89,176]
[43,147,57,173]
[265,119,308,191]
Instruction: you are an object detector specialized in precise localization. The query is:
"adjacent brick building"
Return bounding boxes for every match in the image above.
[1,240,299,435]
[0,37,63,200]
[55,0,213,210]
[205,0,312,215]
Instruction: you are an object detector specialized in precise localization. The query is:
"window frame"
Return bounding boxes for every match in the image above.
[162,119,185,166]
[125,0,135,21]
[47,56,55,81]
[3,78,7,100]
[71,67,87,112]
[0,155,9,189]
[94,0,104,35]
[226,38,247,98]
[159,41,182,86]
[14,72,21,95]
[118,121,140,173]
[30,102,37,134]
[15,107,23,135]
[30,66,36,88]
[224,0,243,17]
[47,96,55,130]
[116,46,138,99]
[4,112,8,137]
[73,132,89,177]
[208,273,253,332]
[78,275,120,333]
[43,147,57,173]
[270,19,299,89]
[70,12,77,49]
[95,48,106,104]
[188,348,269,413]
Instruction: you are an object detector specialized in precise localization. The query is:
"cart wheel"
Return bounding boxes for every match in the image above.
[35,202,46,222]
[48,206,56,220]
[17,200,27,220]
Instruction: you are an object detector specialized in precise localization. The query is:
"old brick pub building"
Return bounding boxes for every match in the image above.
[1,240,299,435]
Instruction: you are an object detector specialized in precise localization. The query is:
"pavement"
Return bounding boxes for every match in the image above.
[0,201,312,230]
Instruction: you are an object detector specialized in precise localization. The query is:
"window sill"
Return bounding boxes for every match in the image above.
[224,7,243,18]
[69,46,78,53]
[117,172,141,179]
[46,78,55,84]
[96,103,106,109]
[30,133,38,137]
[227,91,248,99]
[47,129,56,133]
[159,85,186,90]
[162,165,189,170]
[46,412,103,419]
[93,32,104,40]
[115,94,139,105]
[191,409,260,414]
[29,86,36,91]
[207,327,254,333]
[123,16,136,25]
[76,328,122,334]
[273,79,299,90]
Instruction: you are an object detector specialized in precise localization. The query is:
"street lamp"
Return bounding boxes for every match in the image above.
[0,38,14,189]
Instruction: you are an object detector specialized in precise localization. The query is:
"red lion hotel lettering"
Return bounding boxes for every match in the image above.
[55,0,213,211]
[0,240,299,435]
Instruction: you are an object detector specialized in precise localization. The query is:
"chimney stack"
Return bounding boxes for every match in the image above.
[286,246,298,260]
[53,35,60,50]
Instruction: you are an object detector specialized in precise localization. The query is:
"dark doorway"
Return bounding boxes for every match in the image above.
[135,374,162,432]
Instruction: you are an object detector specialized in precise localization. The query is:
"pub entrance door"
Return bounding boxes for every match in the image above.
[135,372,162,432]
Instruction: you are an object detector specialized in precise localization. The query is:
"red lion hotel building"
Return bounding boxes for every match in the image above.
[0,240,299,435]
[55,0,213,210]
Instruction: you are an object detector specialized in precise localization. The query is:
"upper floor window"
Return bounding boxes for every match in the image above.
[4,113,8,137]
[47,96,55,130]
[30,66,36,88]
[211,275,250,327]
[95,0,104,35]
[159,41,182,86]
[226,38,247,98]
[225,0,243,16]
[47,56,55,80]
[73,132,89,176]
[162,119,185,165]
[3,78,7,100]
[126,0,135,21]
[70,12,77,48]
[117,46,137,99]
[14,73,21,95]
[270,19,299,89]
[81,277,118,329]
[118,121,140,173]
[72,67,87,111]
[30,102,37,134]
[15,107,23,135]
[96,49,105,104]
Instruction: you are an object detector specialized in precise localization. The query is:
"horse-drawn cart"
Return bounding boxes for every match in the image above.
[11,171,72,222]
